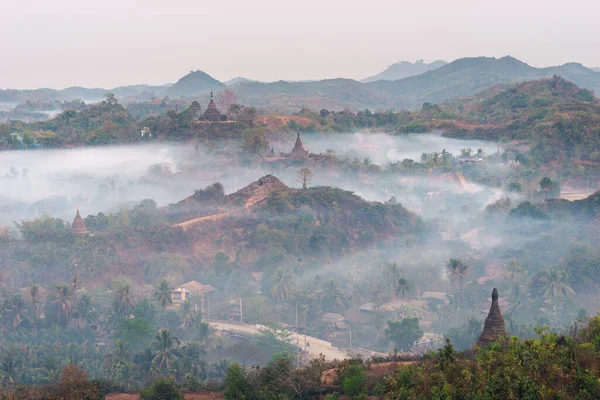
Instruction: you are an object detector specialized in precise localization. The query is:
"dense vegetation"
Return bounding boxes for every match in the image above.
[215,316,600,400]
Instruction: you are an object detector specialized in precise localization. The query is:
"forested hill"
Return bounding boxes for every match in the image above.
[367,56,600,108]
[170,175,421,263]
[444,75,599,123]
[4,175,421,288]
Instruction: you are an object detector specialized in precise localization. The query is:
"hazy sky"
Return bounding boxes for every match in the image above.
[1,0,599,89]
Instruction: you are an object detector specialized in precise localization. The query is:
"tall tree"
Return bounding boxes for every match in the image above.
[538,269,576,299]
[152,330,180,372]
[321,280,346,311]
[270,268,293,303]
[52,284,74,326]
[385,262,401,296]
[1,294,31,330]
[28,284,43,330]
[154,280,173,319]
[116,284,136,316]
[179,300,194,328]
[445,258,469,307]
[296,168,314,189]
[180,342,207,379]
[394,277,412,305]
[505,258,524,291]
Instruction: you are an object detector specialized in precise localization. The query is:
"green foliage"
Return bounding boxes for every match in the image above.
[14,216,71,242]
[139,376,183,400]
[115,318,154,351]
[385,318,423,351]
[223,363,254,400]
[342,365,367,397]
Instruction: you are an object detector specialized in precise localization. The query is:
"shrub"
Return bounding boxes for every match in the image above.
[342,365,367,397]
[139,376,183,400]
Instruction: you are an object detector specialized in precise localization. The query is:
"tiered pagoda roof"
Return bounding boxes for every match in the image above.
[290,133,309,159]
[202,91,222,121]
[476,288,507,347]
[71,209,87,235]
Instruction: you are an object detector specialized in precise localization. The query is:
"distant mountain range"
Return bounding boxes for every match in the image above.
[2,56,600,112]
[361,60,448,83]
[366,56,600,108]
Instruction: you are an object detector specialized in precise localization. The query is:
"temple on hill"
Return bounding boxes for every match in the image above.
[290,132,309,160]
[71,209,87,236]
[476,288,508,347]
[202,91,224,121]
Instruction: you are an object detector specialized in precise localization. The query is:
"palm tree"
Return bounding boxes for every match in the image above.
[179,300,194,328]
[38,354,63,384]
[181,342,207,379]
[106,340,133,378]
[538,269,576,299]
[76,293,93,325]
[505,258,524,290]
[28,284,44,330]
[0,271,8,293]
[117,363,140,391]
[0,346,23,383]
[135,347,155,384]
[116,284,136,316]
[445,258,470,307]
[152,330,180,372]
[270,268,293,303]
[394,277,412,306]
[154,280,173,321]
[196,321,211,342]
[321,280,346,311]
[52,284,74,327]
[1,294,31,330]
[385,262,401,296]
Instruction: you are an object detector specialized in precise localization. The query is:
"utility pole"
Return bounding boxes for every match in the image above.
[239,297,243,324]
[201,290,205,322]
[587,175,590,195]
[207,294,210,321]
[349,324,352,348]
[296,303,300,368]
[304,309,307,354]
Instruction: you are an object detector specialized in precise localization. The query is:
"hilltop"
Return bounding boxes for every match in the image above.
[361,59,448,83]
[170,175,420,263]
[166,70,225,97]
[444,75,599,123]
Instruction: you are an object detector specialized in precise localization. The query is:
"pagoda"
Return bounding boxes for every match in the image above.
[71,209,87,236]
[476,288,508,347]
[290,132,309,160]
[202,91,223,121]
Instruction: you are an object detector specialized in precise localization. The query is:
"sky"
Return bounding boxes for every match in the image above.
[1,0,600,89]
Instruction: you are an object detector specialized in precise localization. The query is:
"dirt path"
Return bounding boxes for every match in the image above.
[209,321,350,361]
[175,195,267,229]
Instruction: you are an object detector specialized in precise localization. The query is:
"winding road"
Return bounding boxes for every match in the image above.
[208,320,351,361]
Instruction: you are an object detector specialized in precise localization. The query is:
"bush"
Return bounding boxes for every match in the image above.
[223,363,254,400]
[342,365,367,397]
[139,377,183,400]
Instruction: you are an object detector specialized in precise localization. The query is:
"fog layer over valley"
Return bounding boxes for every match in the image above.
[0,133,496,225]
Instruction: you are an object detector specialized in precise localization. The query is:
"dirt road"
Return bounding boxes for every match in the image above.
[175,195,267,229]
[208,321,350,361]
